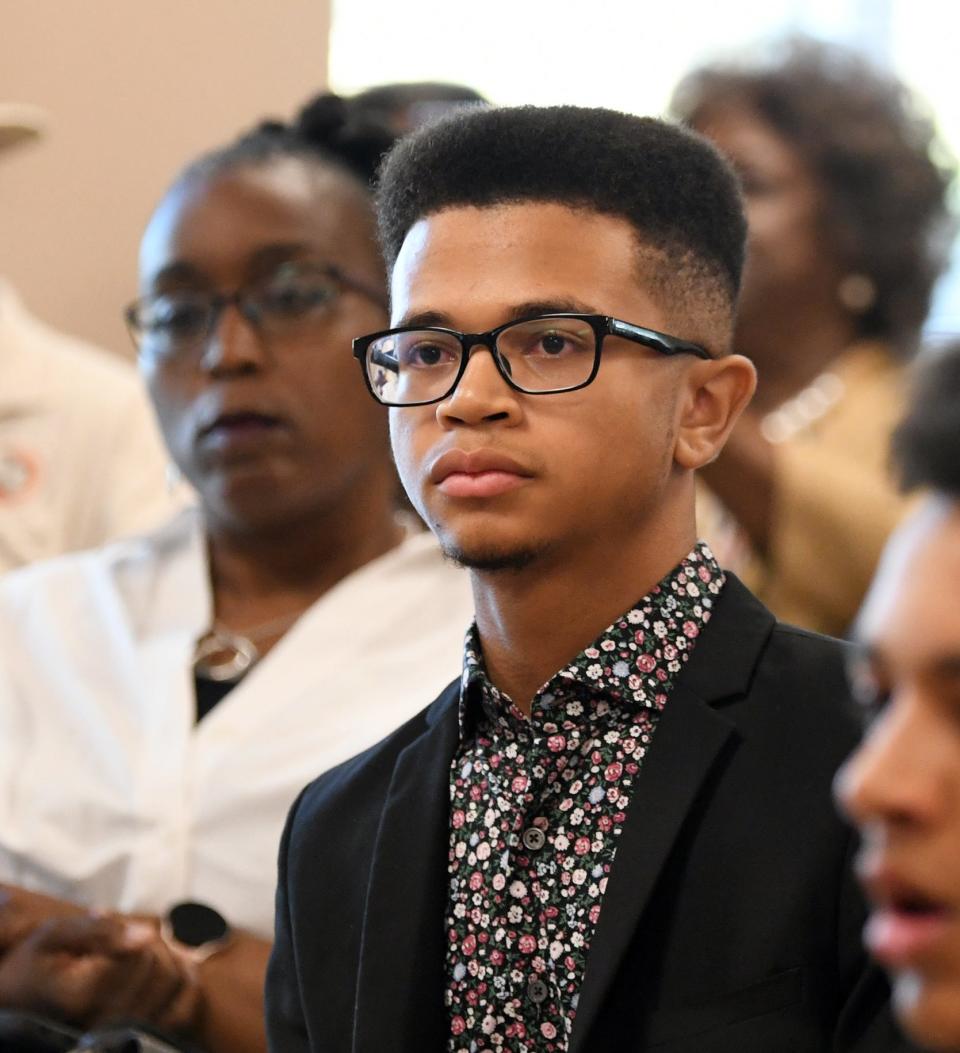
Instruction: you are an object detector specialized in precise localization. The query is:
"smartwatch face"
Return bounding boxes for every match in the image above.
[167,901,228,948]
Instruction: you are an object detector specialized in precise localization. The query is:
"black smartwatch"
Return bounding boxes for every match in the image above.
[161,901,232,964]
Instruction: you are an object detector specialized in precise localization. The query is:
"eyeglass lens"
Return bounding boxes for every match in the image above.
[366,316,597,404]
[135,264,340,361]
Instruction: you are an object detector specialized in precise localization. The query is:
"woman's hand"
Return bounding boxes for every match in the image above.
[0,883,87,953]
[0,882,270,1052]
[0,913,201,1033]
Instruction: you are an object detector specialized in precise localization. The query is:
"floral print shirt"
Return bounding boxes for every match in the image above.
[444,543,724,1052]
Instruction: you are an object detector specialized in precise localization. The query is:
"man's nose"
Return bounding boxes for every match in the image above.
[436,345,520,427]
[835,690,944,830]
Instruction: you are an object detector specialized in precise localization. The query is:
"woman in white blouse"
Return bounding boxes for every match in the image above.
[0,94,473,1052]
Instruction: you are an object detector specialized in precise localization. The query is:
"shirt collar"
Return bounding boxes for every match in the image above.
[458,541,725,736]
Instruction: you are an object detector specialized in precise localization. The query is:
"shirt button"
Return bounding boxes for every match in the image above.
[522,827,546,851]
[527,978,549,1004]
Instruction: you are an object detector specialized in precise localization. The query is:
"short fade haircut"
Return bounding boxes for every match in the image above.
[375,105,747,336]
[893,344,960,498]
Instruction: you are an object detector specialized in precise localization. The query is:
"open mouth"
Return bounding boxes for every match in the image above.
[865,890,952,967]
[894,893,946,916]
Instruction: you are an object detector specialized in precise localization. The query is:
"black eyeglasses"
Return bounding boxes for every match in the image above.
[352,313,711,407]
[126,261,387,365]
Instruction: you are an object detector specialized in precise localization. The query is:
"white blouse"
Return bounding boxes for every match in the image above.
[0,508,473,937]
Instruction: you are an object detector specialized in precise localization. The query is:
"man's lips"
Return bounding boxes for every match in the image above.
[859,862,955,968]
[428,449,534,499]
[865,907,951,969]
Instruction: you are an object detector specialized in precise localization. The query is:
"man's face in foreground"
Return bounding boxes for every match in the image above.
[837,500,960,1051]
[387,202,707,572]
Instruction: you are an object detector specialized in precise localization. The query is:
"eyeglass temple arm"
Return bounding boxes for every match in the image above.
[607,318,712,360]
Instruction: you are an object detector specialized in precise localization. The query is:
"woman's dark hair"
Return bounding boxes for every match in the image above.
[179,91,399,191]
[893,343,960,496]
[351,81,486,135]
[671,38,956,351]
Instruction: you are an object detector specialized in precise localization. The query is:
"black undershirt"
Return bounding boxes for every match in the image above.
[194,674,237,722]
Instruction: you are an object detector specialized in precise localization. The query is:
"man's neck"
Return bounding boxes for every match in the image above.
[470,518,698,715]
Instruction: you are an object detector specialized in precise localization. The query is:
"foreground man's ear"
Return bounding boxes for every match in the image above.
[673,354,758,470]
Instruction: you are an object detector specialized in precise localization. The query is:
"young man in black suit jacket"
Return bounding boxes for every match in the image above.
[266,106,912,1052]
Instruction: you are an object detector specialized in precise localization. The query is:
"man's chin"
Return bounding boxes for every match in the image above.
[894,970,960,1052]
[442,541,544,573]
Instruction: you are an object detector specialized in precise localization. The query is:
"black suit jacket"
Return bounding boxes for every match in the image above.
[266,577,913,1052]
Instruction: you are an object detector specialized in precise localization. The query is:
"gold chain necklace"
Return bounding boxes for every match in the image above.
[193,609,306,684]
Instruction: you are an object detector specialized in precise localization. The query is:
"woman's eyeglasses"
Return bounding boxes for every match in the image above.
[126,262,387,365]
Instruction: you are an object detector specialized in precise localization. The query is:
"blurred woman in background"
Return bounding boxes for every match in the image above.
[0,92,474,1052]
[672,38,955,636]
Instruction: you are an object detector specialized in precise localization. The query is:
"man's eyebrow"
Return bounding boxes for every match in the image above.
[395,298,600,330]
[396,309,454,328]
[507,299,599,319]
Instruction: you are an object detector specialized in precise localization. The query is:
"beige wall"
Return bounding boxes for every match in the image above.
[0,1,330,357]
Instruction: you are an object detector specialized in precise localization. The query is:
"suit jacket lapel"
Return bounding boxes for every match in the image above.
[353,683,461,1052]
[569,576,775,1053]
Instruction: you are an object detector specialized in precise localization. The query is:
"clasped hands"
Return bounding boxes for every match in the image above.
[0,883,201,1036]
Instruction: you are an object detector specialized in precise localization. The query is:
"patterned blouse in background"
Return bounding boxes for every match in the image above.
[445,542,725,1052]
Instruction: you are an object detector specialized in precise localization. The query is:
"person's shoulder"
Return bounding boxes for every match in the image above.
[705,575,859,742]
[767,619,852,661]
[750,619,863,755]
[352,522,474,629]
[763,619,853,697]
[0,508,196,609]
[713,573,849,672]
[290,680,459,834]
[762,618,852,688]
[378,522,463,579]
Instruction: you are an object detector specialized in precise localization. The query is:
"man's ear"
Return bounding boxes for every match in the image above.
[673,354,757,470]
